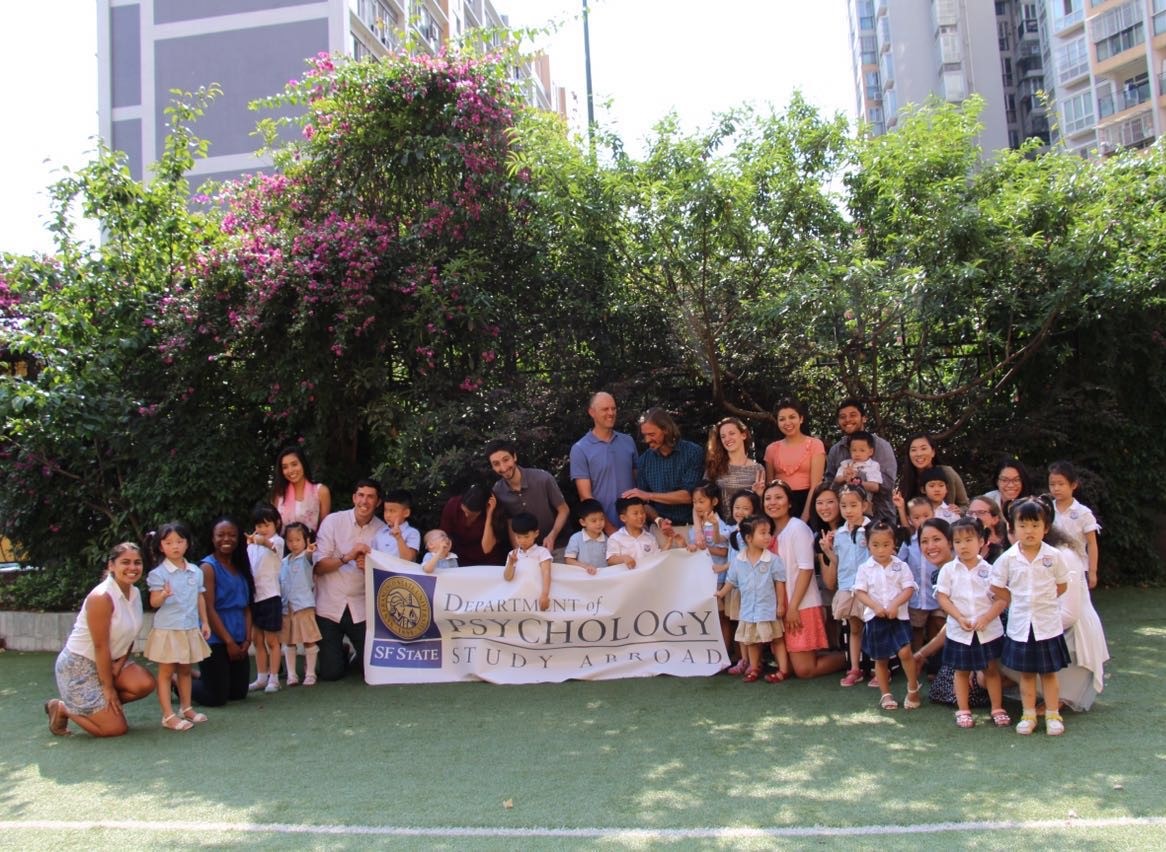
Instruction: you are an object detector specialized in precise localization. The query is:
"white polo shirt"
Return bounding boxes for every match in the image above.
[990,541,1069,641]
[853,556,917,622]
[1053,499,1100,554]
[606,527,659,562]
[934,557,1004,646]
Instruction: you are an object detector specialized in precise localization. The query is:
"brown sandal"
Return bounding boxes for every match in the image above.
[44,699,71,736]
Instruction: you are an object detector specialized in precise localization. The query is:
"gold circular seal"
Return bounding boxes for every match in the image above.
[376,575,431,640]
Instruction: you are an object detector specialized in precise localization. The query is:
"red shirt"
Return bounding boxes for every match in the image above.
[439,497,506,565]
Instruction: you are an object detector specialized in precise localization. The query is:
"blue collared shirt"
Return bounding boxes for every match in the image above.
[147,560,204,630]
[565,530,608,569]
[635,439,705,524]
[725,549,786,622]
[570,430,637,525]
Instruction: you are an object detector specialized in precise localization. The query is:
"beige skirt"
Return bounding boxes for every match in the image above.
[725,586,742,620]
[145,628,211,664]
[281,608,323,645]
[736,620,785,644]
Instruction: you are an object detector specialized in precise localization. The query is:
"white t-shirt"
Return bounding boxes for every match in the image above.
[606,527,660,561]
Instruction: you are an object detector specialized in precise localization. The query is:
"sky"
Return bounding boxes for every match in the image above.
[0,1,855,256]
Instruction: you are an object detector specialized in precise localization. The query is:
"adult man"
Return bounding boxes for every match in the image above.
[487,439,570,553]
[824,398,898,522]
[622,407,705,537]
[569,391,637,532]
[313,478,387,681]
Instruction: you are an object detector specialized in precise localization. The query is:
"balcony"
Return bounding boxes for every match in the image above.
[1098,110,1155,152]
[1097,81,1152,119]
[876,0,888,18]
[1054,7,1085,34]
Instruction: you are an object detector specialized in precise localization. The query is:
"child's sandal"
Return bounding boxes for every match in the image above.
[764,670,788,684]
[726,660,747,676]
[162,713,194,732]
[839,668,865,687]
[1016,713,1038,735]
[990,708,1011,728]
[180,706,208,724]
[903,686,922,710]
[1046,711,1065,736]
[743,668,761,683]
[954,710,975,728]
[879,693,898,710]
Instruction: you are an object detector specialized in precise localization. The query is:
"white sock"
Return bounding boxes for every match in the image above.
[284,648,297,678]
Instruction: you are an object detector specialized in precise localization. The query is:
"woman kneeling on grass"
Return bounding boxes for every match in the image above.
[44,542,157,737]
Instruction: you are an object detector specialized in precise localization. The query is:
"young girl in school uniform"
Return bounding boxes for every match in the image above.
[716,515,789,683]
[279,522,321,686]
[145,521,212,731]
[820,484,871,687]
[934,517,1008,729]
[852,520,921,711]
[722,489,763,675]
[990,496,1071,736]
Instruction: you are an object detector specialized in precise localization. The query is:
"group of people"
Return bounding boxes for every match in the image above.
[44,393,1109,740]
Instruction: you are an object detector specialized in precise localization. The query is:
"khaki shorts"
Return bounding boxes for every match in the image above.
[831,589,865,621]
[909,606,942,629]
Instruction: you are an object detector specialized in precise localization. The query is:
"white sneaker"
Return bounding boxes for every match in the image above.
[264,679,280,693]
[248,675,268,692]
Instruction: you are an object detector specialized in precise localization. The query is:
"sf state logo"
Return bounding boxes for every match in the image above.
[377,576,432,640]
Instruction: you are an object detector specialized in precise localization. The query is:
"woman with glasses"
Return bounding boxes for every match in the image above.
[967,495,1007,562]
[983,458,1033,517]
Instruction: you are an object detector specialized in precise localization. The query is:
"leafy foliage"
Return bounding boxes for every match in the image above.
[2,60,1164,610]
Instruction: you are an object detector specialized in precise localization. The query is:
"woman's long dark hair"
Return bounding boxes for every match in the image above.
[271,445,316,500]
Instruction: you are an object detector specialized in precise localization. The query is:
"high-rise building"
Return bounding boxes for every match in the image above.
[1041,0,1164,157]
[97,1,565,186]
[848,0,1049,151]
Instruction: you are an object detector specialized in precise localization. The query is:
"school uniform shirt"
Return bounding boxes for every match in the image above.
[933,502,961,523]
[832,519,870,591]
[422,554,460,572]
[1053,499,1101,554]
[853,556,917,622]
[146,561,205,630]
[514,544,553,572]
[934,557,1004,646]
[372,521,421,560]
[900,539,941,611]
[989,541,1070,641]
[605,527,660,561]
[565,530,608,569]
[248,534,285,602]
[835,458,883,485]
[687,517,732,570]
[725,549,786,622]
[280,552,316,613]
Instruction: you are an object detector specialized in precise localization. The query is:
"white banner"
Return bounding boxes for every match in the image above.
[364,549,728,684]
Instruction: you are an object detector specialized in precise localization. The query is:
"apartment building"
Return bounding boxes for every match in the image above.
[848,0,1048,151]
[1042,0,1165,156]
[98,0,564,186]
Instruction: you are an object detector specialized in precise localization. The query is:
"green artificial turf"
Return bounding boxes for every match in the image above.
[2,586,1164,849]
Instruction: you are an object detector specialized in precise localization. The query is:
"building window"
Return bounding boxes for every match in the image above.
[1056,37,1089,83]
[865,69,881,90]
[1155,0,1166,35]
[861,35,878,65]
[1061,90,1094,134]
[1094,21,1144,63]
[998,21,1010,51]
[1002,56,1014,87]
[995,1,1007,16]
[1009,129,1021,148]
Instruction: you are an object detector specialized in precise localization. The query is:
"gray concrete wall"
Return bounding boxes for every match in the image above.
[0,610,155,653]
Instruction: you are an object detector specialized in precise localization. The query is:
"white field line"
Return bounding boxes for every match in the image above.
[1,816,1165,839]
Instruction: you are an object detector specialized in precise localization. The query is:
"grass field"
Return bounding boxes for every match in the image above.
[2,586,1164,850]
